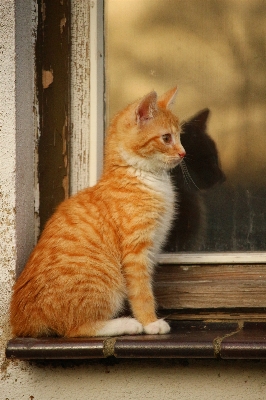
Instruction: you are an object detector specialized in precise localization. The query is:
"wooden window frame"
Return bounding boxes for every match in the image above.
[97,2,266,315]
[33,0,266,324]
[70,0,104,194]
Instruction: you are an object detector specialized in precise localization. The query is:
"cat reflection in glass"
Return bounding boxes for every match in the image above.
[165,109,226,252]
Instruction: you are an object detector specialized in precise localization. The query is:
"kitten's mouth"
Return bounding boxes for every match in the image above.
[167,157,183,168]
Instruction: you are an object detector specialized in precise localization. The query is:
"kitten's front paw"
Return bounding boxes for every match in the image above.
[124,318,143,335]
[144,319,170,335]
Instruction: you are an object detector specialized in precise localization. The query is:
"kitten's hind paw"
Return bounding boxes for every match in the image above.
[144,319,170,335]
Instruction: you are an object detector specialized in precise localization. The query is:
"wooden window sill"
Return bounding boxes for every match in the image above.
[6,317,266,360]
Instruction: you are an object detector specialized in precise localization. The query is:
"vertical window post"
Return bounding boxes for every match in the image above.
[70,0,104,195]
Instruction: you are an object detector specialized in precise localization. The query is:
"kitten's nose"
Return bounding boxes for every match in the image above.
[178,146,186,158]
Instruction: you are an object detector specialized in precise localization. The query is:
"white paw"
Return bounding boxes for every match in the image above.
[144,319,170,335]
[96,318,143,336]
[123,318,143,335]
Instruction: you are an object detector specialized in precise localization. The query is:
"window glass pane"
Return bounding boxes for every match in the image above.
[105,0,266,253]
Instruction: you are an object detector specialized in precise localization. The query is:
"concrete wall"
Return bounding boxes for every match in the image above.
[1,1,266,399]
[0,0,20,368]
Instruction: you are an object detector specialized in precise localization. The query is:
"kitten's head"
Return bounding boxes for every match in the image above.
[105,87,186,173]
[171,109,225,191]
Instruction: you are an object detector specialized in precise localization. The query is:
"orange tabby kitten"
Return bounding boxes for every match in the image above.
[10,87,185,337]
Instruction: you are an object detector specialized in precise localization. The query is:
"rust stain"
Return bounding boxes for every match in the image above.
[42,69,54,89]
[62,175,69,200]
[62,116,67,159]
[60,15,67,34]
[62,116,69,198]
[213,321,244,358]
[41,1,46,21]
[103,337,117,358]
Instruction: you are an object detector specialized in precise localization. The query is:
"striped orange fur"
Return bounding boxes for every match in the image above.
[10,87,185,337]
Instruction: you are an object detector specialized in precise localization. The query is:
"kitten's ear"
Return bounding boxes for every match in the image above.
[136,91,158,124]
[189,108,210,130]
[157,86,178,109]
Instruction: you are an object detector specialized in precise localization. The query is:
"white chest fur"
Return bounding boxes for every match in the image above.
[137,169,176,259]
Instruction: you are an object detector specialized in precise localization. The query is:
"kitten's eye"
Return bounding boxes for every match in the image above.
[162,133,172,144]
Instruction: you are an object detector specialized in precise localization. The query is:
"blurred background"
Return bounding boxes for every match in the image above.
[105,0,266,253]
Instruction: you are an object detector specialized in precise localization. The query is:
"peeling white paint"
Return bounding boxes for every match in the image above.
[70,0,91,194]
[70,0,104,194]
[88,0,104,187]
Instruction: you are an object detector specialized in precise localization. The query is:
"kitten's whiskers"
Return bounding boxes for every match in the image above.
[180,159,201,191]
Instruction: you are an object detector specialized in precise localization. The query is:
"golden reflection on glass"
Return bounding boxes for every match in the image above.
[105,0,266,252]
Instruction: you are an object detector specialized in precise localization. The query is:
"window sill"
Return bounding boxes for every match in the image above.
[6,319,266,360]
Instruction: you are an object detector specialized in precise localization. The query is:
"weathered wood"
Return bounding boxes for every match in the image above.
[161,310,266,322]
[154,264,266,309]
[37,0,70,231]
[70,0,91,194]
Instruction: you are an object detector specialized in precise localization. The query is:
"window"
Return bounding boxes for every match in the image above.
[36,0,266,318]
[105,0,266,311]
[106,0,266,263]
